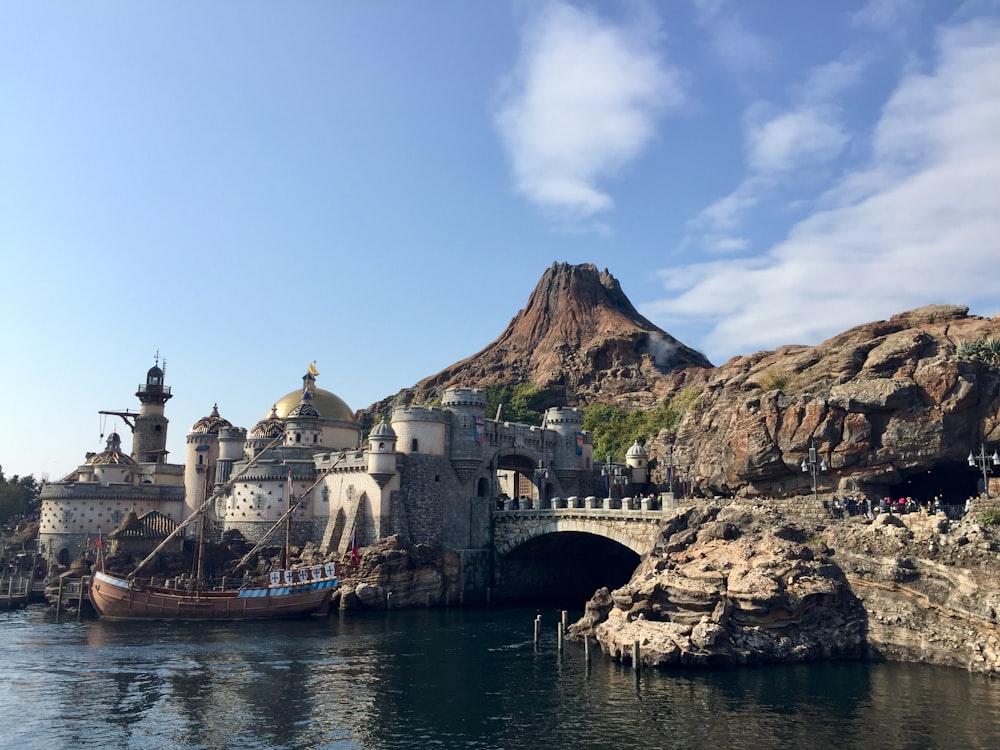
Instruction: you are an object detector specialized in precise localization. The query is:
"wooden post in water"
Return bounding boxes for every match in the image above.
[55,576,64,622]
[633,639,640,670]
[79,577,90,621]
[533,614,541,645]
[386,591,392,609]
[561,610,568,630]
[557,622,563,651]
[584,635,591,662]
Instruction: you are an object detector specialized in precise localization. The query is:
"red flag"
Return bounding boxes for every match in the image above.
[94,530,105,571]
[350,529,360,566]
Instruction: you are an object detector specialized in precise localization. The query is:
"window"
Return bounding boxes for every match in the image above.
[411,439,419,452]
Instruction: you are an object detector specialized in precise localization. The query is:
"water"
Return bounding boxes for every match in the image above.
[1,605,999,750]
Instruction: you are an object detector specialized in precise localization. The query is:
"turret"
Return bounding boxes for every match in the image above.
[367,418,397,486]
[90,432,136,484]
[441,388,487,479]
[626,440,648,485]
[133,359,172,463]
[285,390,324,448]
[215,426,246,485]
[184,404,232,521]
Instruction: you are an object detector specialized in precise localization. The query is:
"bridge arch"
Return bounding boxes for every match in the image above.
[493,516,652,557]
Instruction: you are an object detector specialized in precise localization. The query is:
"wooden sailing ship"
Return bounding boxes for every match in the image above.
[89,436,342,621]
[88,564,338,621]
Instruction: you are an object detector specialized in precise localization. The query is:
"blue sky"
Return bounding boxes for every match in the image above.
[2,1,999,480]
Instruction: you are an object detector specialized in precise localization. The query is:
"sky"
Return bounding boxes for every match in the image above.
[2,0,999,481]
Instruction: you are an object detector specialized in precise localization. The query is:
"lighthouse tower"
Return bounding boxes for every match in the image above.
[133,358,173,463]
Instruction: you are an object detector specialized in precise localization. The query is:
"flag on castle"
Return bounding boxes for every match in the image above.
[575,432,584,455]
[474,415,484,444]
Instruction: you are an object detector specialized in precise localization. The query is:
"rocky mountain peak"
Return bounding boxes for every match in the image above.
[401,262,711,406]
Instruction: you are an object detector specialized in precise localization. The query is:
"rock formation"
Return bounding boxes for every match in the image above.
[366,262,711,415]
[364,262,1000,505]
[571,503,1000,674]
[645,305,1000,502]
[332,535,463,610]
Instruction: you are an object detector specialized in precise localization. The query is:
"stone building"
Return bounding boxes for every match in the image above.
[39,360,598,593]
[38,362,186,565]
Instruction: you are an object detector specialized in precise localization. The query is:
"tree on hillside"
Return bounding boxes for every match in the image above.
[485,383,561,426]
[0,466,43,527]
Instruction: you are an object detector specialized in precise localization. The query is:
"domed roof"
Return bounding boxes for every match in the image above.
[287,401,321,418]
[626,440,647,458]
[249,407,284,440]
[370,418,396,439]
[191,404,233,434]
[272,388,354,422]
[88,432,138,466]
[287,390,322,419]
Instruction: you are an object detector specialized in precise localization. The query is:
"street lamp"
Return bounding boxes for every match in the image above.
[967,444,1000,499]
[801,441,827,502]
[666,443,675,496]
[534,462,549,502]
[601,456,626,498]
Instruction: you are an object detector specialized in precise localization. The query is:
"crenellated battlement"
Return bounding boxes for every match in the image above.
[441,388,487,408]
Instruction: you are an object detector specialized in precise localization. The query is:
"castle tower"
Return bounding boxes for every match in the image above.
[184,404,232,521]
[367,418,397,486]
[285,390,324,448]
[133,359,172,463]
[543,406,591,492]
[215,425,247,485]
[441,388,487,480]
[626,440,648,485]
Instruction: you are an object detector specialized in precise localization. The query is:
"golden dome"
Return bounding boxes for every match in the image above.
[272,388,355,423]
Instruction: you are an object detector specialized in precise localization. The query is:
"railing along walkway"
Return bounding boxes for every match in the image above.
[494,495,674,515]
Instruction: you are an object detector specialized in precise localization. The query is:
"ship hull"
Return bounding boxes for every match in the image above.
[89,570,336,621]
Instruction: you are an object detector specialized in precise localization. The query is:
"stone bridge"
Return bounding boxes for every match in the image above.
[491,496,673,557]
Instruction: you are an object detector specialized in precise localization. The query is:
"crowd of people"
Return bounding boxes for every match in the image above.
[832,494,971,519]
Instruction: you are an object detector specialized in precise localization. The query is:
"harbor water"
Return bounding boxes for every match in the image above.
[1,604,999,749]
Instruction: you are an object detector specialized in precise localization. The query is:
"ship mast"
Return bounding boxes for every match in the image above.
[128,432,285,580]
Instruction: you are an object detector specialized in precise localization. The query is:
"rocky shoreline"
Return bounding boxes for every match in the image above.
[568,502,1000,675]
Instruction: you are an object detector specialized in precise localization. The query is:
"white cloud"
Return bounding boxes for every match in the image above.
[495,2,682,220]
[746,107,849,173]
[682,51,861,243]
[648,18,1000,362]
[692,0,774,74]
[688,176,769,234]
[710,236,749,253]
[852,0,917,32]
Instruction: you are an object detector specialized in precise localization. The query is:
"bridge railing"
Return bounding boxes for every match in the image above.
[494,495,677,514]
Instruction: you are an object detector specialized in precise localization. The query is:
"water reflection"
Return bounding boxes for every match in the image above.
[2,606,1000,750]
